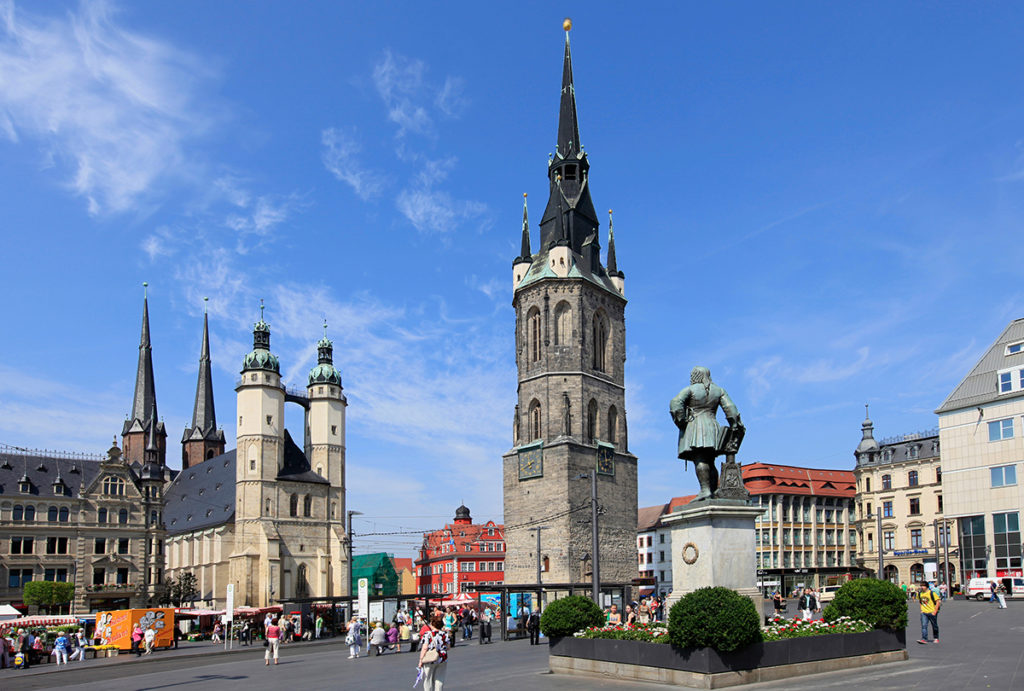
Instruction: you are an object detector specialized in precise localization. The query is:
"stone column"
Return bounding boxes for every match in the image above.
[662,501,765,612]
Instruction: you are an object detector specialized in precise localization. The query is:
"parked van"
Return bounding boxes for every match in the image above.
[818,585,843,604]
[965,577,1024,600]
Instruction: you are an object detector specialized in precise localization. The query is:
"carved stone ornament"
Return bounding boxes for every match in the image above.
[682,542,699,565]
[715,455,750,501]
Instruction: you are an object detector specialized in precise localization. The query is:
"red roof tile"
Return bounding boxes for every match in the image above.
[741,462,856,498]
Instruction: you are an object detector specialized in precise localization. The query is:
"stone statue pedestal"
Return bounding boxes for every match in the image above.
[662,500,764,611]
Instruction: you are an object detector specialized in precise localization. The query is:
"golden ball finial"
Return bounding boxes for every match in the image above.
[563,18,572,32]
[609,209,613,214]
[523,192,528,198]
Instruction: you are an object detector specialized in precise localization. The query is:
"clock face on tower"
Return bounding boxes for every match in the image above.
[597,444,615,476]
[518,447,543,480]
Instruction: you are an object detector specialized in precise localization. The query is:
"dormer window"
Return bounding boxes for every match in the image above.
[53,480,65,495]
[997,366,1024,394]
[563,165,577,180]
[19,479,31,494]
[1007,342,1024,355]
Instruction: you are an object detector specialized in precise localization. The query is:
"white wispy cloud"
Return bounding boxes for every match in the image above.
[435,76,467,118]
[321,127,385,200]
[0,0,217,214]
[372,50,432,137]
[396,186,488,234]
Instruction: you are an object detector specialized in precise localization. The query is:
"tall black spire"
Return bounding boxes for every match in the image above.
[606,209,619,276]
[129,283,157,430]
[182,299,226,468]
[516,193,532,263]
[539,22,599,255]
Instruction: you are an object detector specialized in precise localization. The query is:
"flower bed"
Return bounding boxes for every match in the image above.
[575,622,669,643]
[761,616,872,641]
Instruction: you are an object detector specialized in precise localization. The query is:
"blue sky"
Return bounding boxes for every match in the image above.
[2,2,1024,556]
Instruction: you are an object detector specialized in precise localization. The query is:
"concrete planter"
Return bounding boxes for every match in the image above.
[550,628,905,674]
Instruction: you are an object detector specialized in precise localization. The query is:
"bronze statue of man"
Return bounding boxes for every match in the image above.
[670,366,745,501]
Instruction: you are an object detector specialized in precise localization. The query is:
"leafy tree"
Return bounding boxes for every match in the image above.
[23,581,75,614]
[163,572,199,607]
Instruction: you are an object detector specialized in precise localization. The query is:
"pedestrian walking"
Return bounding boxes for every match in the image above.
[131,623,144,657]
[17,628,31,669]
[772,591,783,617]
[527,608,541,645]
[996,582,1008,609]
[211,622,222,643]
[53,631,70,666]
[264,617,281,666]
[144,626,156,654]
[69,629,87,662]
[990,580,999,604]
[345,617,362,659]
[417,616,449,691]
[315,614,323,639]
[798,588,818,621]
[917,582,941,644]
[461,608,474,641]
[443,608,457,647]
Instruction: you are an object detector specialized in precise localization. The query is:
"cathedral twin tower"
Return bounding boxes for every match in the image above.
[502,26,639,586]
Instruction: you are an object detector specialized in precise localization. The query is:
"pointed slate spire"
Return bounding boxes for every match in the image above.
[515,193,532,263]
[855,403,880,461]
[557,22,580,158]
[189,300,217,436]
[132,283,157,428]
[606,209,619,275]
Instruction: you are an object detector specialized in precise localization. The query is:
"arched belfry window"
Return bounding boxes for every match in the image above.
[297,564,309,597]
[303,495,312,518]
[527,307,542,362]
[592,311,609,372]
[587,399,598,443]
[289,494,298,517]
[528,400,542,441]
[607,406,618,444]
[553,301,572,346]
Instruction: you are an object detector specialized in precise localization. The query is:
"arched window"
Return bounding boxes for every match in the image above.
[297,564,309,597]
[13,505,23,521]
[553,301,572,346]
[881,474,892,490]
[527,307,542,362]
[206,449,215,460]
[591,311,608,371]
[910,563,924,583]
[542,556,550,572]
[59,506,69,522]
[119,508,128,524]
[98,508,107,524]
[48,506,58,522]
[289,494,298,517]
[607,406,618,444]
[150,510,158,526]
[586,399,598,443]
[865,477,871,492]
[303,495,312,518]
[528,400,542,441]
[908,470,919,487]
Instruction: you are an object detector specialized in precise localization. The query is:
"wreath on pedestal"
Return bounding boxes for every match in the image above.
[682,542,699,565]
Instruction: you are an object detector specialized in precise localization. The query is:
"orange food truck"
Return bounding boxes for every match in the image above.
[96,608,175,650]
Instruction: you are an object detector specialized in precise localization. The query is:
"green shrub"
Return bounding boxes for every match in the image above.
[668,587,761,652]
[539,595,605,638]
[822,579,907,630]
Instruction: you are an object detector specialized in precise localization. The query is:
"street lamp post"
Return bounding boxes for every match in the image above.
[347,510,363,608]
[876,507,884,580]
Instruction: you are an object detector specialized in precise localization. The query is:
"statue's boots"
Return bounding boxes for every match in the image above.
[694,463,713,500]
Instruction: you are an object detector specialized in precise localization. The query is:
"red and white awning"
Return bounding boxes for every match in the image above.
[0,615,79,631]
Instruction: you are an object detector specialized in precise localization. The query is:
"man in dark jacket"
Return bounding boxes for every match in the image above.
[798,588,818,620]
[527,609,542,645]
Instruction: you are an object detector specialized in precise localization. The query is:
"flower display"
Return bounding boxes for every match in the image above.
[760,616,872,641]
[574,622,670,643]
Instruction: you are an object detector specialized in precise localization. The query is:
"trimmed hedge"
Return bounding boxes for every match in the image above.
[668,587,761,652]
[539,595,605,638]
[822,579,907,630]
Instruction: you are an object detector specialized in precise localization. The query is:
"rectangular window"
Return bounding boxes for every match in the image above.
[462,562,475,572]
[93,568,105,586]
[992,465,1018,488]
[989,419,1014,441]
[497,562,504,571]
[866,502,872,516]
[994,512,1023,570]
[883,501,893,518]
[938,494,943,512]
[659,534,665,544]
[94,538,106,554]
[936,467,942,483]
[118,538,130,555]
[8,568,32,588]
[865,477,871,492]
[1008,343,1024,355]
[816,529,824,545]
[659,550,665,562]
[43,568,68,582]
[910,528,922,548]
[959,515,987,573]
[850,530,857,546]
[1000,371,1013,393]
[909,498,920,515]
[117,567,129,585]
[883,531,895,550]
[46,537,68,554]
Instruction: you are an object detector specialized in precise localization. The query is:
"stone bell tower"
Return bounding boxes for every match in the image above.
[502,23,638,588]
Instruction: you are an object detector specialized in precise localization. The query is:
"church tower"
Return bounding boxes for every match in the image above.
[502,23,638,587]
[122,283,166,466]
[306,322,350,598]
[181,299,226,468]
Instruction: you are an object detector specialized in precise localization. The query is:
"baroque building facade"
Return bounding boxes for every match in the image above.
[415,505,505,595]
[852,411,954,586]
[502,27,638,587]
[937,318,1024,583]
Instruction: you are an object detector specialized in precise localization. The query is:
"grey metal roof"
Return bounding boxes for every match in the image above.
[936,318,1024,413]
[0,447,102,498]
[164,450,237,535]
